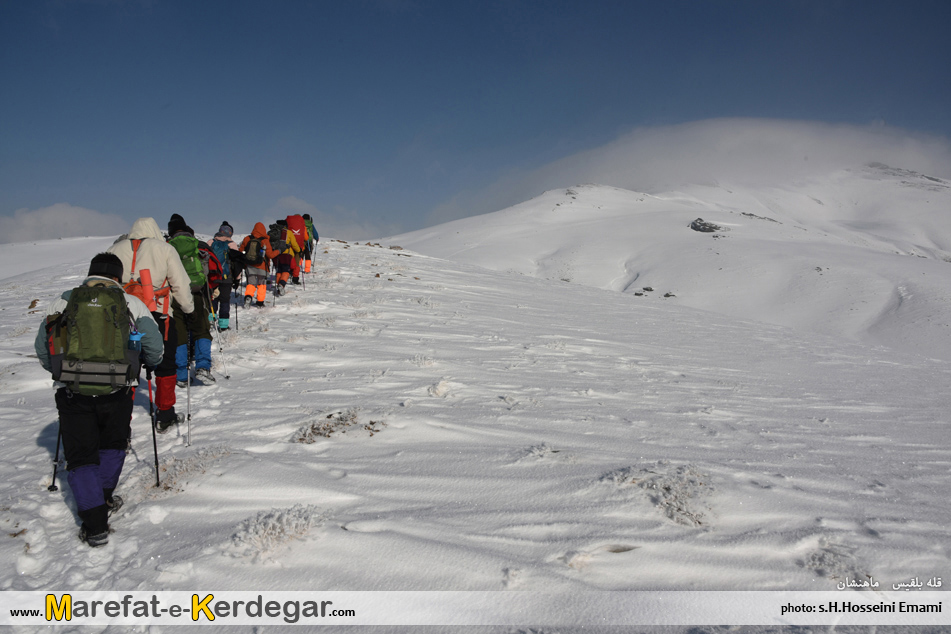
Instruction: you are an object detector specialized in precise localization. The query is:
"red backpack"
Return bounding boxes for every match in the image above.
[198,243,223,286]
[286,215,308,253]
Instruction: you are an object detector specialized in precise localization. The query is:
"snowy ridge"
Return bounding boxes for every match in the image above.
[0,228,949,631]
[392,166,951,361]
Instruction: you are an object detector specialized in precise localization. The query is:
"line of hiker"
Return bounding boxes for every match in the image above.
[34,213,318,547]
[240,213,316,306]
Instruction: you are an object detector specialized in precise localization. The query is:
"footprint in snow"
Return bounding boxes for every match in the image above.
[558,544,640,570]
[600,461,713,527]
[428,379,452,398]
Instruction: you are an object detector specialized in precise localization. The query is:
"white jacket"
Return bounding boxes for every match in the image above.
[108,217,195,315]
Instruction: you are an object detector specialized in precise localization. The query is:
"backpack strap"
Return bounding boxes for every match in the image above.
[127,238,172,315]
[130,239,142,276]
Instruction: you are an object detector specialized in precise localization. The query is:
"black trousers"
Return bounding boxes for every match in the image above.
[212,282,232,320]
[55,388,133,472]
[55,387,134,534]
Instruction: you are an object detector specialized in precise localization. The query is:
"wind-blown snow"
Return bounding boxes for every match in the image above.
[1,172,949,631]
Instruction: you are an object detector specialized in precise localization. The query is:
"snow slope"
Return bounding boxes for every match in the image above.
[0,228,949,630]
[392,164,951,361]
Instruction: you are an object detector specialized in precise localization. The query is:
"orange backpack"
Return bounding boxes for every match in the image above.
[123,239,170,314]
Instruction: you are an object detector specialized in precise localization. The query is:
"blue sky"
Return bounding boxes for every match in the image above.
[2,0,950,240]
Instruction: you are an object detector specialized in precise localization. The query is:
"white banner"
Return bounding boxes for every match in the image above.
[0,590,946,626]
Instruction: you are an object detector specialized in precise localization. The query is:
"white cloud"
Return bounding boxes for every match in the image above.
[428,118,951,225]
[0,203,129,244]
[267,196,402,242]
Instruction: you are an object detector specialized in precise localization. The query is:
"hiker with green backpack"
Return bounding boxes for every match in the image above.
[34,253,164,547]
[167,214,220,389]
[302,213,318,274]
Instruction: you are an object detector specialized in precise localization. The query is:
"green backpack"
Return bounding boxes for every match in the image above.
[304,218,318,245]
[48,283,140,395]
[169,234,206,291]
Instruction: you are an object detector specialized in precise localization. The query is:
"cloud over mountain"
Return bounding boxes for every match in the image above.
[0,203,129,244]
[428,118,951,225]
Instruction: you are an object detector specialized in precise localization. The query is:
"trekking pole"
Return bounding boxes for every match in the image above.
[48,420,62,492]
[186,330,193,447]
[233,269,241,331]
[205,281,218,335]
[204,282,232,380]
[205,281,224,345]
[146,370,161,487]
[186,358,192,447]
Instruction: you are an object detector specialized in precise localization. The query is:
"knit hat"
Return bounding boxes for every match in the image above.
[217,223,233,238]
[302,214,311,220]
[168,214,187,235]
[88,253,124,281]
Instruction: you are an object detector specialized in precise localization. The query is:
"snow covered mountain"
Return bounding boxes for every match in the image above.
[1,171,949,629]
[392,163,951,361]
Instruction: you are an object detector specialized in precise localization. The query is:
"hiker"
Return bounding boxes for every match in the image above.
[239,222,281,307]
[285,214,309,283]
[35,253,163,547]
[271,218,300,296]
[167,214,218,387]
[207,222,241,331]
[302,213,318,274]
[108,217,196,431]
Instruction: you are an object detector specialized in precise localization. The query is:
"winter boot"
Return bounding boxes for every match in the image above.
[244,295,253,308]
[77,501,110,547]
[195,368,216,384]
[219,318,230,331]
[79,525,110,547]
[292,276,300,285]
[156,407,183,433]
[255,301,265,308]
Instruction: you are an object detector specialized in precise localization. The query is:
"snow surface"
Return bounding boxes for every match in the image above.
[393,164,951,362]
[1,169,950,632]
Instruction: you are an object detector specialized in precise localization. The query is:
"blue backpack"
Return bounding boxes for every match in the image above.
[209,240,232,280]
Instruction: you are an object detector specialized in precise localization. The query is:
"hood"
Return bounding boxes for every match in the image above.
[128,217,165,240]
[82,276,122,289]
[251,222,268,238]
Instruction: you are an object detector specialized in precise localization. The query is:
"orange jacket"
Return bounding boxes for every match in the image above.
[239,222,282,272]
